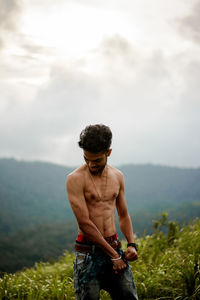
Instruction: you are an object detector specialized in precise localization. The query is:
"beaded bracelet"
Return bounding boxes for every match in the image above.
[111,255,122,261]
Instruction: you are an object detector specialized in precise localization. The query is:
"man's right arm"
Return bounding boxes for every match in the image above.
[66,172,127,273]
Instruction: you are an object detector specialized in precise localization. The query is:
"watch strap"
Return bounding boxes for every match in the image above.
[127,242,138,252]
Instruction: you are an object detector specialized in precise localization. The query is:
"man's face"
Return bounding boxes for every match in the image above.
[83,150,111,175]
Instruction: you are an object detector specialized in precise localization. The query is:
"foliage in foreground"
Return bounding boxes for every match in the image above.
[132,214,200,299]
[0,216,199,300]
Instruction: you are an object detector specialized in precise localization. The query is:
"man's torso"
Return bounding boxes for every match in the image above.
[74,164,121,237]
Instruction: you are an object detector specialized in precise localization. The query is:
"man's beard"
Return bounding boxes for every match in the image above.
[89,165,105,175]
[88,156,107,175]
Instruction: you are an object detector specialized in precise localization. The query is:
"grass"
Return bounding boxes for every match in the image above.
[0,216,199,299]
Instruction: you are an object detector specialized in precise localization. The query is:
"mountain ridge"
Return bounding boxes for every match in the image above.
[0,158,199,272]
[1,157,199,235]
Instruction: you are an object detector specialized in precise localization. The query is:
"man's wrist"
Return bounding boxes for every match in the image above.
[127,242,138,252]
[111,255,122,261]
[110,250,121,260]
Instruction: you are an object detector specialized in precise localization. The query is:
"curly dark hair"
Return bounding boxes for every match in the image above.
[78,124,112,153]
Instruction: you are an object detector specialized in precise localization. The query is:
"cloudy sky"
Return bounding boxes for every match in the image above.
[0,0,200,168]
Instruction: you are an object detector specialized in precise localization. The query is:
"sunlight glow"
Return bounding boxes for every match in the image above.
[21,3,138,58]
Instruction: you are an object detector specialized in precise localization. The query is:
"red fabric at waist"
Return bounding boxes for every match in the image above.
[105,233,118,243]
[76,233,118,244]
[76,234,91,244]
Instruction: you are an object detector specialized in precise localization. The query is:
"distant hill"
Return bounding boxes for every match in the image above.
[0,158,199,272]
[1,158,200,235]
[119,164,200,233]
[0,158,73,235]
[121,163,200,209]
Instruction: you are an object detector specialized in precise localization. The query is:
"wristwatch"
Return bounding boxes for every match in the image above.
[127,243,138,252]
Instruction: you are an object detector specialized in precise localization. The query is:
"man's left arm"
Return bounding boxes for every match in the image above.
[116,172,138,261]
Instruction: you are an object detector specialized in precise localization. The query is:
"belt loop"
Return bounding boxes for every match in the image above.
[92,245,95,254]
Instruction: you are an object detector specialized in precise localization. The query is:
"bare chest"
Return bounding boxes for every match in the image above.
[84,176,120,205]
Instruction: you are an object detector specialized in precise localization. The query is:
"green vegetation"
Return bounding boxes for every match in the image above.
[0,216,199,300]
[134,214,200,299]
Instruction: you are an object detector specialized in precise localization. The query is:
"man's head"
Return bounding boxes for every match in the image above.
[78,124,112,153]
[78,124,112,174]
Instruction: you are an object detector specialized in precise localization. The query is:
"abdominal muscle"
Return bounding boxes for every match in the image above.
[78,165,120,238]
[79,199,117,238]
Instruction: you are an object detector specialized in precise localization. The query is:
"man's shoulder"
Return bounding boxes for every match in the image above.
[66,165,87,192]
[67,165,86,183]
[66,166,87,195]
[109,165,124,179]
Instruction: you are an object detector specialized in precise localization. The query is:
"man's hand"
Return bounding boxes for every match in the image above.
[124,246,138,261]
[112,258,127,274]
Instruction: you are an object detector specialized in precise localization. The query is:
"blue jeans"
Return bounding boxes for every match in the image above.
[73,247,138,300]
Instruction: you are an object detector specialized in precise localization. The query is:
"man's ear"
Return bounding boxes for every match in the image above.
[107,149,112,157]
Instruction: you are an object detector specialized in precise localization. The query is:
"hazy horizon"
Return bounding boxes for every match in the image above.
[1,156,199,170]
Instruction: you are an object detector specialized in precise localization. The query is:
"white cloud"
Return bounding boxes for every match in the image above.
[0,0,200,167]
[0,0,21,48]
[177,0,200,45]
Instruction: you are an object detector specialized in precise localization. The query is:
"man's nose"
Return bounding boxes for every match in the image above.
[89,162,96,168]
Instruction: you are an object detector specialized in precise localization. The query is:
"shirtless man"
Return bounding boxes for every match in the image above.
[66,124,138,300]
